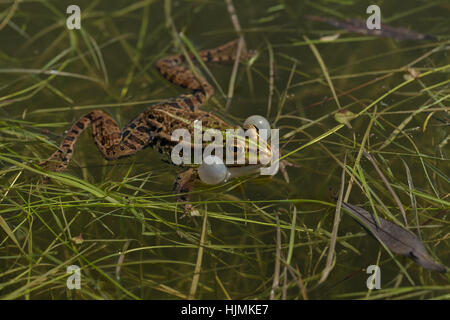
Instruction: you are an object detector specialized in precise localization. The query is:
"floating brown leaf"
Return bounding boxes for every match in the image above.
[341,201,447,273]
[306,15,436,41]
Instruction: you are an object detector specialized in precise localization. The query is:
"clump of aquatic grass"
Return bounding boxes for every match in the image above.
[1,0,449,300]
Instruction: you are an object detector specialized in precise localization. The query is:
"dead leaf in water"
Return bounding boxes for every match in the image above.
[320,33,340,42]
[335,109,356,128]
[341,201,447,273]
[71,234,84,244]
[306,15,436,40]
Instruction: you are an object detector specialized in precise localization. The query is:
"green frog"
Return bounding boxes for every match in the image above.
[40,40,276,215]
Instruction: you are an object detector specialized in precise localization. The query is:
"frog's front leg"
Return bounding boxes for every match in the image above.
[173,168,199,217]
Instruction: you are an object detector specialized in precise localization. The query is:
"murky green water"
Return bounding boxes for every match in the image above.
[0,0,448,299]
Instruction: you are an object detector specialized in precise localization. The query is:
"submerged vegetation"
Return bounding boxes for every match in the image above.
[0,0,449,299]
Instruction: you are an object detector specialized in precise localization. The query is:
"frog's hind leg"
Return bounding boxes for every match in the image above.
[173,168,198,217]
[40,112,96,173]
[156,53,214,104]
[155,40,256,107]
[40,110,150,173]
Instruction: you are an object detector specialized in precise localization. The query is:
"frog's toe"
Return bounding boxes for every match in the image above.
[188,206,200,217]
[279,159,300,184]
[173,168,198,218]
[180,204,200,219]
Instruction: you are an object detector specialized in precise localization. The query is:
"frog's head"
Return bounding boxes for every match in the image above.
[199,115,275,185]
[243,115,273,166]
[225,123,272,167]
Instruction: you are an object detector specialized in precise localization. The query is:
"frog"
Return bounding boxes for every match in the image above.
[40,39,277,216]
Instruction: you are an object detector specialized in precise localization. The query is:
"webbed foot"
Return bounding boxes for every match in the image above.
[173,168,199,218]
[279,159,300,184]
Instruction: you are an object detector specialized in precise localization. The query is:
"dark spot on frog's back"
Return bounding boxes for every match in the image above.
[168,72,177,82]
[137,126,150,133]
[122,130,130,138]
[191,91,202,103]
[75,121,85,130]
[124,141,137,150]
[183,97,195,110]
[168,102,181,109]
[129,134,146,146]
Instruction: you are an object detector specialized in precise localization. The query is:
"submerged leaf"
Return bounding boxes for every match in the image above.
[403,68,422,81]
[320,33,340,42]
[71,234,84,244]
[335,109,356,128]
[306,15,436,40]
[341,201,447,273]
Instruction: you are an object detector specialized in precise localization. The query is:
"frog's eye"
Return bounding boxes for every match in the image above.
[198,155,229,185]
[229,144,244,154]
[244,115,271,140]
[227,139,246,164]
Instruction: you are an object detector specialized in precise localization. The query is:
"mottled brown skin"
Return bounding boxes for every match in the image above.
[41,40,256,215]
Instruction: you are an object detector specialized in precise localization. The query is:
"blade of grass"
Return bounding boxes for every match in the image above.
[364,151,408,226]
[303,35,341,109]
[188,209,208,299]
[270,212,281,300]
[401,159,420,239]
[320,153,346,283]
[265,40,275,117]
